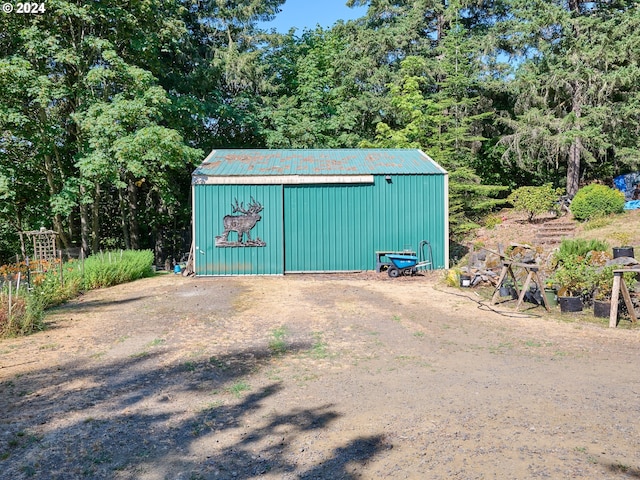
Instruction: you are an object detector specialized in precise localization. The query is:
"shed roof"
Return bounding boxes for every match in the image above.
[193,149,446,177]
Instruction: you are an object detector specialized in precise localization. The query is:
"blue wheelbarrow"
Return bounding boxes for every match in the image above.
[386,240,433,278]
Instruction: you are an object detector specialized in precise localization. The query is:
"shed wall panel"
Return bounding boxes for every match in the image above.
[193,184,283,275]
[283,175,447,272]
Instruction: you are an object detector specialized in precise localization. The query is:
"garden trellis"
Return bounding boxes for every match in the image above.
[23,228,58,269]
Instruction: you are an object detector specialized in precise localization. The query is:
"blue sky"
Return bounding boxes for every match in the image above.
[260,0,368,33]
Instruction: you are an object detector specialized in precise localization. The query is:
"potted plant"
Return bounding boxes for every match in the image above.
[548,258,597,312]
[610,232,634,259]
[592,266,615,318]
[592,266,637,318]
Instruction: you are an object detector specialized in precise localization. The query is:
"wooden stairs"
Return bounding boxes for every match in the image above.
[534,220,577,245]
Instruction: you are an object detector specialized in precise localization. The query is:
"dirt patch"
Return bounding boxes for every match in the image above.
[1,272,640,479]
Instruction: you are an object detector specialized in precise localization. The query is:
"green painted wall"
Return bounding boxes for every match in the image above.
[193,174,447,275]
[284,175,447,272]
[193,184,284,275]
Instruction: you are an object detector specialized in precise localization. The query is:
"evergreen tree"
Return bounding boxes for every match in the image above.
[499,0,640,195]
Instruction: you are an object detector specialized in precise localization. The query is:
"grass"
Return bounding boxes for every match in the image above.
[309,332,328,359]
[268,326,288,355]
[577,210,640,247]
[226,381,250,398]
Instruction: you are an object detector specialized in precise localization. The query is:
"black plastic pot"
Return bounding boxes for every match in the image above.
[593,299,611,318]
[613,246,635,259]
[460,274,472,287]
[558,296,583,313]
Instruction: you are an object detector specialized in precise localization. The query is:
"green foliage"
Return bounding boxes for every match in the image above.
[570,184,625,221]
[483,214,503,230]
[507,184,563,221]
[549,238,613,298]
[0,250,154,338]
[592,266,636,301]
[553,238,611,267]
[548,256,598,297]
[77,250,155,290]
[0,292,45,337]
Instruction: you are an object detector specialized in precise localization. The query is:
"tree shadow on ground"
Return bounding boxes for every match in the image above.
[0,341,389,479]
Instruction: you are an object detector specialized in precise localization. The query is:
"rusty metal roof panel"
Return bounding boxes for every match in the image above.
[193,149,446,177]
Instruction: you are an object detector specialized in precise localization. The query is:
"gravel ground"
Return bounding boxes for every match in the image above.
[1,272,640,479]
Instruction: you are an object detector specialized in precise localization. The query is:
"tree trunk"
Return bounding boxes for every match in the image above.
[127,181,140,250]
[91,185,100,253]
[567,138,582,197]
[79,183,90,254]
[43,153,71,250]
[567,81,583,197]
[118,188,131,250]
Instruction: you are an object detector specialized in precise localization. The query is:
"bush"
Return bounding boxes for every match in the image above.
[507,184,563,222]
[571,184,625,221]
[553,238,610,266]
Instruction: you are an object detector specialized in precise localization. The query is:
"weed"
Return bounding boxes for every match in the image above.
[392,315,401,323]
[209,357,228,370]
[269,326,288,355]
[413,331,425,338]
[147,338,165,347]
[227,381,250,398]
[129,351,149,359]
[183,361,197,372]
[309,332,328,359]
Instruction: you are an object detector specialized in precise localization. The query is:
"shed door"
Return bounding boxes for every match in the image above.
[284,184,373,272]
[193,184,284,275]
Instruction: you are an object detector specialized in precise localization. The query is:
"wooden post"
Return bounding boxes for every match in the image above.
[59,250,63,287]
[8,278,12,317]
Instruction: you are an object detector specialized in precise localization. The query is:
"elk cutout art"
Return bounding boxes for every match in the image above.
[215,197,266,247]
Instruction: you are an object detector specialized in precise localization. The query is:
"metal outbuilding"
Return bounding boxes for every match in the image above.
[192,149,448,275]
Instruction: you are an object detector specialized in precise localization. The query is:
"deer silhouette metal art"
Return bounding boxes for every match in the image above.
[215,197,266,247]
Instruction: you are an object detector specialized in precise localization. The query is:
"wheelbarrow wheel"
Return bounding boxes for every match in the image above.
[388,267,400,278]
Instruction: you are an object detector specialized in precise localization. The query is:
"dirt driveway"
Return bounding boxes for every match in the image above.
[1,272,640,479]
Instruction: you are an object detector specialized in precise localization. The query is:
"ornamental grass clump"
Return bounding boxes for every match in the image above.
[80,250,154,290]
[0,288,45,337]
[0,250,154,338]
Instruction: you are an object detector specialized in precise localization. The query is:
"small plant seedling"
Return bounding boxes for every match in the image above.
[269,326,288,355]
[227,381,250,398]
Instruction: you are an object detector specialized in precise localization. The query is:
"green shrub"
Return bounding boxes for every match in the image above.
[507,184,563,222]
[554,238,610,266]
[483,213,503,230]
[570,184,625,221]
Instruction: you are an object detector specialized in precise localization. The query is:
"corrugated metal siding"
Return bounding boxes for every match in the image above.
[195,149,445,177]
[284,175,447,272]
[193,184,284,275]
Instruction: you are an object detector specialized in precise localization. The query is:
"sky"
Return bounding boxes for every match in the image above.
[260,0,368,33]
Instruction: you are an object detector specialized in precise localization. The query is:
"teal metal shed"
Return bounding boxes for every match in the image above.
[192,149,448,275]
